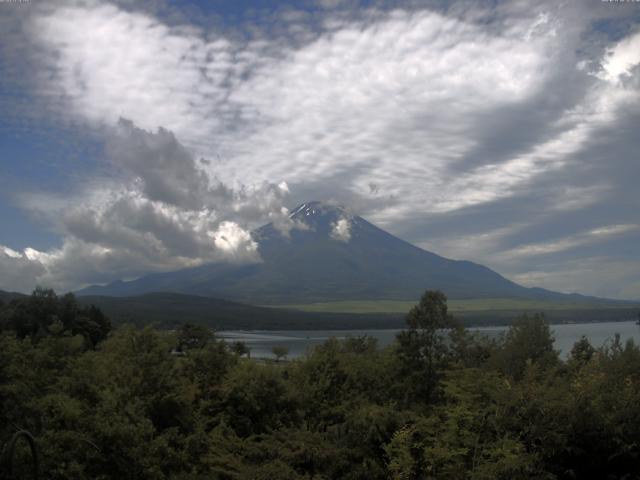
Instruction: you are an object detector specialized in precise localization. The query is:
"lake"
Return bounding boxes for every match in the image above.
[218,321,640,360]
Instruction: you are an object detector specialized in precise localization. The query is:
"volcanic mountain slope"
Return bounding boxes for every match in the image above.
[77,201,596,304]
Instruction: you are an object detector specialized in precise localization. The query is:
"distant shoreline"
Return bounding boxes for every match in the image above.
[217,317,640,333]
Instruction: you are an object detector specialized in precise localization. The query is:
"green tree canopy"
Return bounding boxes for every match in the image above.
[395,290,457,405]
[0,288,110,347]
[272,345,289,362]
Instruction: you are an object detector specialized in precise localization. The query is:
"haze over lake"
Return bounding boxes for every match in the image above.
[219,321,640,360]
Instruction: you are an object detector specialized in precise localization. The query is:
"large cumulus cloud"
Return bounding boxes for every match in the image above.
[1,120,295,291]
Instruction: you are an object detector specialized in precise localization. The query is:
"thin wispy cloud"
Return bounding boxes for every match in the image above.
[503,224,639,258]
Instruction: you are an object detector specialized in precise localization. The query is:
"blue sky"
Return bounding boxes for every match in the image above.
[0,0,639,299]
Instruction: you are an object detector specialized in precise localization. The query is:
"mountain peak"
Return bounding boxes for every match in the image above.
[288,201,353,232]
[289,200,347,218]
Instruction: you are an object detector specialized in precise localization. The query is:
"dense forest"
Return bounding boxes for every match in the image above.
[1,289,640,479]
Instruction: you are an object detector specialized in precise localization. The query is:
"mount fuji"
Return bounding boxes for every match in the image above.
[77,201,593,304]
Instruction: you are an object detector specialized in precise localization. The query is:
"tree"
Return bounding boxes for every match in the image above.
[0,289,110,347]
[405,290,452,331]
[231,340,251,358]
[4,287,58,339]
[73,304,111,347]
[569,335,595,366]
[177,322,212,351]
[395,290,457,405]
[220,362,298,437]
[272,345,289,362]
[494,313,558,380]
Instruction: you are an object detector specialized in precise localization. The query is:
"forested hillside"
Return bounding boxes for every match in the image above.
[1,290,640,479]
[77,292,404,330]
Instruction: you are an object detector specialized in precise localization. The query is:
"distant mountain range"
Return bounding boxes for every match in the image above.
[77,201,620,305]
[0,290,26,304]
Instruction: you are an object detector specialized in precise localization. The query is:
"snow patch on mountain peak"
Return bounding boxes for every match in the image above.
[290,200,347,218]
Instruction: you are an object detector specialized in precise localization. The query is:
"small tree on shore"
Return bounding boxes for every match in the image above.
[272,345,289,362]
[232,340,251,358]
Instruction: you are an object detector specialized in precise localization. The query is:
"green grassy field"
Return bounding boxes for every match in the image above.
[271,298,639,314]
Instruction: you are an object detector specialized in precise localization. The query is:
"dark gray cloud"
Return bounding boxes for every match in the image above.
[108,119,231,210]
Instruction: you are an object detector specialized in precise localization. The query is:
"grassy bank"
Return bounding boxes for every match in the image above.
[271,297,639,314]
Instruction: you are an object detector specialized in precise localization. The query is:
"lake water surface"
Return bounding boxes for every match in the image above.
[218,321,640,360]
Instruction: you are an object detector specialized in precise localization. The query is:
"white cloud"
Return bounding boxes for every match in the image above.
[511,257,640,300]
[267,206,310,238]
[600,30,640,84]
[30,2,236,149]
[28,4,557,195]
[548,185,611,212]
[417,223,529,262]
[414,74,638,216]
[211,221,258,257]
[502,224,639,258]
[1,246,22,259]
[5,120,293,291]
[26,3,636,221]
[330,217,352,242]
[224,9,556,201]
